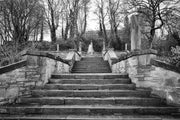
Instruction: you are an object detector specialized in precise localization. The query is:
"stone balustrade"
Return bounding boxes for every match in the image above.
[107,49,180,106]
[0,60,35,105]
[0,50,80,105]
[103,48,118,69]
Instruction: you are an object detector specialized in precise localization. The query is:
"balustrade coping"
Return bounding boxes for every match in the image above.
[0,60,27,75]
[150,59,180,74]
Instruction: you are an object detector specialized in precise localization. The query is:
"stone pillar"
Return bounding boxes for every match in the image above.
[102,40,106,55]
[125,43,128,51]
[90,41,94,55]
[56,44,60,52]
[78,41,82,55]
[130,15,141,51]
[130,15,144,78]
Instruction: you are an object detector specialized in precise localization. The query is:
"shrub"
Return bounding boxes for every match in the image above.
[157,46,180,68]
[170,46,180,67]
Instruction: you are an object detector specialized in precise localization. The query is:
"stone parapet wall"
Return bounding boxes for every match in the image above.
[25,51,71,84]
[0,51,72,105]
[0,63,39,105]
[112,52,180,106]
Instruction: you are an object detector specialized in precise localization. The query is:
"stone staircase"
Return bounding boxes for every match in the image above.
[71,57,111,73]
[0,57,179,119]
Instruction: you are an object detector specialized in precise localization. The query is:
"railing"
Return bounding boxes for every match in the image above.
[102,48,118,71]
[65,49,81,72]
[0,49,81,105]
[150,59,180,74]
[102,48,158,73]
[0,60,27,74]
[23,51,70,65]
[103,48,180,105]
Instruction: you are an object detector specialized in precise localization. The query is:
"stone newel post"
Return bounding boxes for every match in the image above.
[125,43,128,51]
[78,41,82,55]
[102,40,106,55]
[130,15,141,50]
[56,44,60,52]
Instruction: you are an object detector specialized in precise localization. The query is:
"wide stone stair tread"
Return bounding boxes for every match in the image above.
[43,84,136,90]
[51,73,129,79]
[49,78,131,84]
[20,97,164,106]
[1,105,178,115]
[0,115,179,120]
[31,89,151,97]
[72,71,112,73]
[74,63,109,65]
[72,67,111,70]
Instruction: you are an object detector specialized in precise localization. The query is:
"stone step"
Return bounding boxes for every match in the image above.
[72,66,111,69]
[72,57,111,73]
[71,69,110,72]
[71,71,112,73]
[71,69,111,71]
[72,66,110,68]
[74,62,109,65]
[71,70,111,73]
[51,74,129,79]
[75,60,108,62]
[31,90,150,97]
[20,97,163,106]
[43,84,136,90]
[1,115,178,120]
[76,62,106,64]
[80,60,105,62]
[81,58,104,60]
[75,61,107,62]
[0,105,178,115]
[49,78,131,84]
[72,68,110,70]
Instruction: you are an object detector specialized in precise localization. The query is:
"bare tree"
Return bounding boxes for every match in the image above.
[0,0,44,63]
[107,0,123,48]
[126,0,180,48]
[60,0,90,49]
[60,0,70,41]
[164,4,180,45]
[94,0,108,44]
[44,0,63,43]
[77,0,90,37]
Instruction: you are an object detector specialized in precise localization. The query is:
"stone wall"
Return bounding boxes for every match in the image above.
[112,53,180,106]
[25,51,71,84]
[0,51,71,105]
[0,62,38,105]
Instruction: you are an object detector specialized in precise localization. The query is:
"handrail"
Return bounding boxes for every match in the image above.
[23,51,70,65]
[151,59,180,74]
[115,49,158,64]
[75,50,81,57]
[0,60,27,75]
[102,49,109,57]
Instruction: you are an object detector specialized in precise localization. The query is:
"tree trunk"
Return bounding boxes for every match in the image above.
[50,27,56,43]
[39,21,44,42]
[98,20,103,37]
[102,22,108,44]
[64,20,69,40]
[150,26,156,49]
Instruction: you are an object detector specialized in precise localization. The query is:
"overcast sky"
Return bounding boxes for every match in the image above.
[86,0,99,31]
